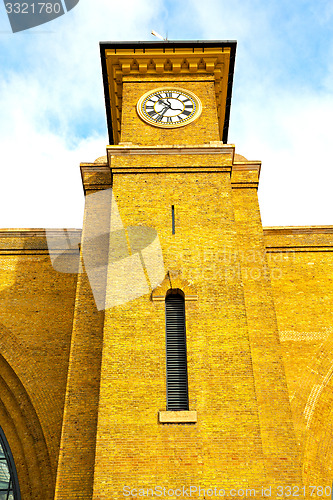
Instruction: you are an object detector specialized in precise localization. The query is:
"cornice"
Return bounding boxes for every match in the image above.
[100,41,236,145]
[266,247,333,253]
[233,161,261,175]
[0,229,82,255]
[0,229,81,237]
[264,226,333,235]
[80,164,112,195]
[107,143,234,174]
[264,226,333,253]
[107,143,235,157]
[79,147,264,186]
[231,161,261,190]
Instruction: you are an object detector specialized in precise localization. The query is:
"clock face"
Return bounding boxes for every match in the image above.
[137,88,202,128]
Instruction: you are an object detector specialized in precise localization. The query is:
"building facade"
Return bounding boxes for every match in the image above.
[0,40,332,500]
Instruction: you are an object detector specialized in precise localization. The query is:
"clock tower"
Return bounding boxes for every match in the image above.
[53,41,302,499]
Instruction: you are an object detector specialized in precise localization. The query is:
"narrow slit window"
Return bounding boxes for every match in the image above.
[165,293,189,411]
[171,205,175,234]
[0,426,21,499]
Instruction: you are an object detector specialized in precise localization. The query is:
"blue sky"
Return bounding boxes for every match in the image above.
[0,0,333,227]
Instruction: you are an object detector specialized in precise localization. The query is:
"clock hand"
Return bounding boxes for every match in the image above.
[159,106,169,116]
[157,99,171,110]
[165,99,183,112]
[156,99,170,113]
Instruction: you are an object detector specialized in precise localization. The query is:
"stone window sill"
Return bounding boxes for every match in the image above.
[158,410,197,424]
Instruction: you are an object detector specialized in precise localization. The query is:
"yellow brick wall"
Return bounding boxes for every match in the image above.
[93,169,268,499]
[86,146,301,499]
[231,184,302,489]
[4,48,333,500]
[0,230,79,499]
[54,187,112,500]
[83,70,303,498]
[265,228,333,491]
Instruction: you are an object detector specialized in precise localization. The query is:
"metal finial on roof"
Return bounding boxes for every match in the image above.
[151,30,167,41]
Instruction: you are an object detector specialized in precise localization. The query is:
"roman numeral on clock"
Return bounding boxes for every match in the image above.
[181,110,191,117]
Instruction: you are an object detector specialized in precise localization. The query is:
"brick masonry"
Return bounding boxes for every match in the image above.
[0,45,331,499]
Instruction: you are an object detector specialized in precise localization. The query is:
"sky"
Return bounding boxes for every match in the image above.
[0,0,333,228]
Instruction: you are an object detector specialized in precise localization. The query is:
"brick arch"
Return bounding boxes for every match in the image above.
[302,379,333,487]
[0,354,53,499]
[289,336,333,487]
[151,272,198,302]
[166,287,185,299]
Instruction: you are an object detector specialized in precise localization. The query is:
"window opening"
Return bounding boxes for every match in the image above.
[0,427,21,500]
[165,293,189,410]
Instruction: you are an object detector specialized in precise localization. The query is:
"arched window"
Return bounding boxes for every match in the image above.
[0,427,20,499]
[165,292,189,411]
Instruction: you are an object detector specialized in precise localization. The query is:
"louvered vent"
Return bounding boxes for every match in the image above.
[165,293,189,411]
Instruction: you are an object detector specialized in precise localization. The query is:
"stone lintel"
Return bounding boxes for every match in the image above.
[158,410,197,424]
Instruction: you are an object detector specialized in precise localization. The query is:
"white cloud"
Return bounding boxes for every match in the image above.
[0,0,165,228]
[1,0,333,227]
[230,83,333,225]
[189,0,333,225]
